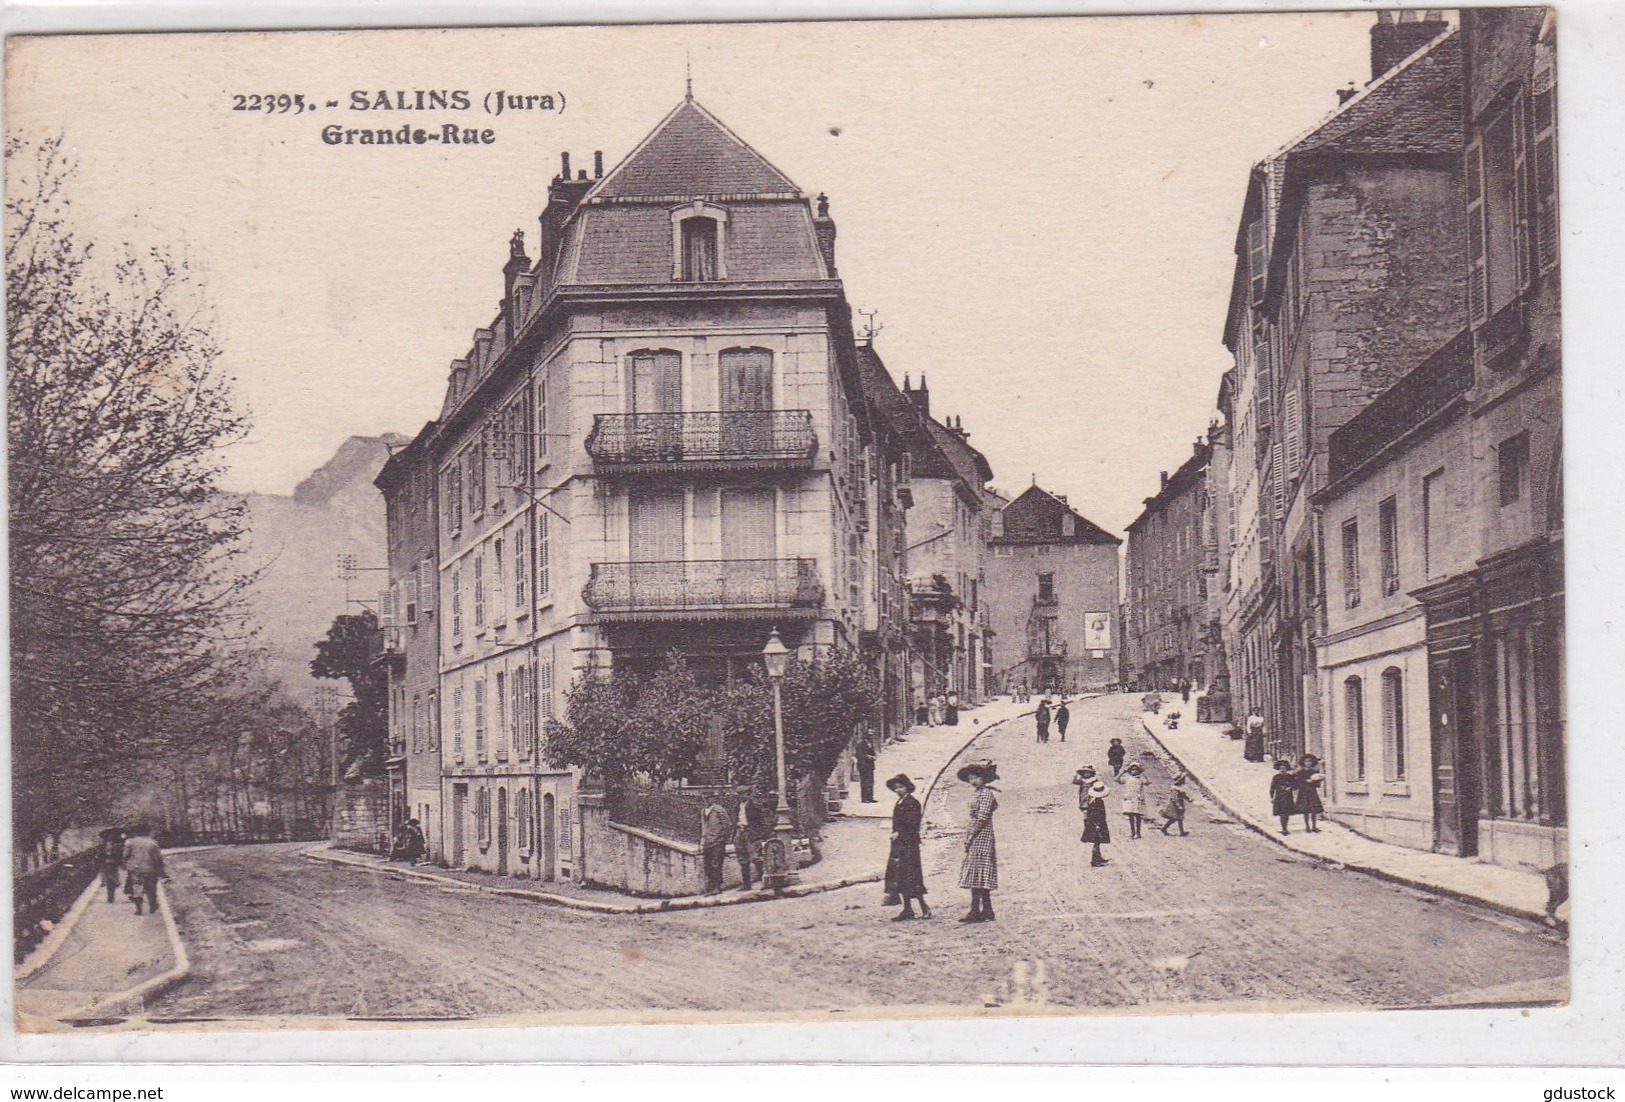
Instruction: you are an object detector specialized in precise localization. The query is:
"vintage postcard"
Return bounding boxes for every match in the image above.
[6,9,1570,1039]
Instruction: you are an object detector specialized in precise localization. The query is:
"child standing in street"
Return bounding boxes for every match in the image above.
[1117,762,1148,839]
[1106,737,1127,777]
[1269,759,1300,835]
[1159,774,1192,836]
[1079,778,1112,867]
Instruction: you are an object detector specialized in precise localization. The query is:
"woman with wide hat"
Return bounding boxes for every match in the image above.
[1269,759,1300,834]
[883,773,930,920]
[1079,776,1113,866]
[956,761,1000,922]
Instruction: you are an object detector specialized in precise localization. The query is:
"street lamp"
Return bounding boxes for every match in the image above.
[761,627,796,892]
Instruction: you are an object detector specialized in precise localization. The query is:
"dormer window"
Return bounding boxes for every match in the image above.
[670,201,729,282]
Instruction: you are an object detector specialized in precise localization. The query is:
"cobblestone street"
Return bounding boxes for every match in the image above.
[146,695,1565,1024]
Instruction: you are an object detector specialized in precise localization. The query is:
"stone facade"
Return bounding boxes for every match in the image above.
[1124,442,1218,695]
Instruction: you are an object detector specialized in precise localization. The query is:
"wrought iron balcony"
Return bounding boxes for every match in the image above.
[583,558,823,620]
[586,410,817,473]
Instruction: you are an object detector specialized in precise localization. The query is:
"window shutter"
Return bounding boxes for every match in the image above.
[405,576,420,624]
[1248,220,1267,307]
[379,587,396,627]
[1531,74,1558,273]
[418,557,435,613]
[1284,386,1302,479]
[536,512,551,597]
[1270,438,1285,520]
[1511,90,1531,292]
[1465,137,1489,323]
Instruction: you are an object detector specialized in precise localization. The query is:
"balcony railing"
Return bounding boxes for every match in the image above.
[585,410,817,471]
[583,558,823,620]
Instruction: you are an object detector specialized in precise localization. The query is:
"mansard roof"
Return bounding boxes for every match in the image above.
[587,98,803,202]
[994,485,1121,547]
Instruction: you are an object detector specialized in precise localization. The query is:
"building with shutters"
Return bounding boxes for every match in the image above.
[1219,12,1467,762]
[1123,441,1220,696]
[983,485,1121,695]
[383,93,900,879]
[375,425,444,857]
[1313,8,1563,870]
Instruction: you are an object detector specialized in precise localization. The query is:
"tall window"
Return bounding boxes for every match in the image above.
[513,526,527,612]
[534,377,549,463]
[680,216,720,281]
[536,512,551,598]
[491,539,505,626]
[1499,433,1530,506]
[450,568,463,637]
[1422,469,1444,579]
[452,685,464,758]
[1341,519,1361,609]
[411,694,422,753]
[1345,676,1366,780]
[1379,497,1400,596]
[467,442,486,518]
[428,689,439,750]
[718,348,773,411]
[474,679,487,759]
[1381,667,1406,782]
[517,789,533,851]
[494,670,507,757]
[477,788,491,848]
[473,552,486,628]
[514,664,532,762]
[444,462,463,532]
[1037,572,1055,604]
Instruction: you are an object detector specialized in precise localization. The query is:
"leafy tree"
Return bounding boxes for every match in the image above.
[547,653,714,796]
[7,135,253,861]
[310,610,389,779]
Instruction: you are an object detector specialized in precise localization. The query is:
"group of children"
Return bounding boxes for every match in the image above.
[1267,755,1326,835]
[1071,738,1194,868]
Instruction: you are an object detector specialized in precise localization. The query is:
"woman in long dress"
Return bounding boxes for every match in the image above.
[884,773,930,920]
[956,761,999,923]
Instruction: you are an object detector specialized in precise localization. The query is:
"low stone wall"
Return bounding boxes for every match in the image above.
[578,795,704,897]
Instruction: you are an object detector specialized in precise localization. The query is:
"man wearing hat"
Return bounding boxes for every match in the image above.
[883,773,929,920]
[97,827,127,904]
[956,761,1000,922]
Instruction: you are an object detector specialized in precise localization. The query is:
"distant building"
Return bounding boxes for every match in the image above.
[897,376,996,710]
[1124,441,1218,695]
[983,485,1120,695]
[375,424,443,858]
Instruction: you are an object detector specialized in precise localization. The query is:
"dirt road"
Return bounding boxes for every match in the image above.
[150,694,1565,1023]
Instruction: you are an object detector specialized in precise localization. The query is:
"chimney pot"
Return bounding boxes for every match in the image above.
[594,150,604,178]
[561,151,571,179]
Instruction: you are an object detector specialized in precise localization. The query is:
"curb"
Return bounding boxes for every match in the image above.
[1135,713,1552,928]
[305,701,1044,916]
[15,879,100,983]
[41,881,193,1024]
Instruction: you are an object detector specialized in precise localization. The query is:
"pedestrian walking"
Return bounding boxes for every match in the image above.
[120,824,167,917]
[1078,776,1112,867]
[1107,737,1127,776]
[1295,755,1326,833]
[1035,699,1051,743]
[956,761,999,923]
[401,818,427,864]
[929,693,945,727]
[945,690,960,726]
[1181,679,1191,704]
[733,784,768,890]
[1159,774,1192,836]
[1055,700,1070,742]
[854,735,877,803]
[1118,762,1148,839]
[700,792,732,894]
[884,774,930,921]
[97,827,126,904]
[1269,759,1300,835]
[1244,710,1267,763]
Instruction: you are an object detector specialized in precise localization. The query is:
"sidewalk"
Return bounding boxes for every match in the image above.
[15,880,189,1025]
[309,695,1040,914]
[1136,695,1553,925]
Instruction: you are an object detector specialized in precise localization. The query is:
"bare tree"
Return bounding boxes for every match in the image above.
[7,135,254,861]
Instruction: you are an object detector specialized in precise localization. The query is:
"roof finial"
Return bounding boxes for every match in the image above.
[685,51,694,101]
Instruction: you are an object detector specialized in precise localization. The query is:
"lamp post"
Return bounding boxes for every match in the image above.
[761,627,796,891]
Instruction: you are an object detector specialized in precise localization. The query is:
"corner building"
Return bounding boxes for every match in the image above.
[410,96,883,878]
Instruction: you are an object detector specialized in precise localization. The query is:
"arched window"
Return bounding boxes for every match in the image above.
[517,789,532,851]
[670,201,728,281]
[1381,667,1406,781]
[1344,676,1366,781]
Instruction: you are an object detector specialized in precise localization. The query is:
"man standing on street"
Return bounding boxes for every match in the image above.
[734,784,768,890]
[1055,699,1070,742]
[1035,698,1052,743]
[121,824,167,917]
[854,735,877,803]
[701,792,732,895]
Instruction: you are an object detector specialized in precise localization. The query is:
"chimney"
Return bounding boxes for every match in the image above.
[1369,9,1449,82]
[594,150,604,178]
[907,374,930,417]
[1336,84,1359,105]
[813,192,838,274]
[560,151,571,180]
[503,229,530,338]
[1160,470,1170,489]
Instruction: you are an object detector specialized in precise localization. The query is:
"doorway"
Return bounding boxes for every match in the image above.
[541,792,557,883]
[451,784,467,867]
[1430,650,1482,856]
[496,787,510,876]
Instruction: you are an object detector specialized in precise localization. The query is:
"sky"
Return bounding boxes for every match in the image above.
[6,13,1377,534]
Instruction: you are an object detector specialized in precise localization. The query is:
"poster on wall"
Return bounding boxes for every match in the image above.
[1085,612,1113,651]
